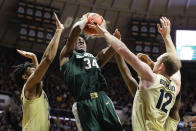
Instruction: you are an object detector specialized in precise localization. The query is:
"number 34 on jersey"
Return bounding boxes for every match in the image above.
[76,52,100,70]
[84,58,99,69]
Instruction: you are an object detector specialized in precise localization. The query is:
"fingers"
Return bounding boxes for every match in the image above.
[157,24,161,29]
[162,17,170,26]
[137,53,144,58]
[16,49,24,54]
[161,17,167,26]
[113,28,118,35]
[160,16,170,27]
[90,20,98,26]
[114,28,118,34]
[188,116,196,123]
[54,12,64,30]
[115,29,120,35]
[160,18,166,28]
[54,12,61,27]
[53,12,59,22]
[87,23,97,29]
[157,24,162,33]
[16,49,21,52]
[88,20,99,29]
[16,49,28,57]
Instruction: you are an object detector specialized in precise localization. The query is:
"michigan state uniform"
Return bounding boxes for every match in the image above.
[60,51,122,131]
[132,74,177,131]
[21,87,50,131]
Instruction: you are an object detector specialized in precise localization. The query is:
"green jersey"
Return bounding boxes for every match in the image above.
[60,51,107,101]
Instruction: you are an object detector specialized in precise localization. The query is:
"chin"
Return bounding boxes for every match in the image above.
[76,49,85,53]
[153,70,157,73]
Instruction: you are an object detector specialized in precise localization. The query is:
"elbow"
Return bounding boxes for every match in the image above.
[43,55,53,64]
[59,52,64,61]
[116,45,126,54]
[72,25,82,33]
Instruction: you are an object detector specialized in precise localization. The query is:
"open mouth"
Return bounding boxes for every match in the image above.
[78,42,84,45]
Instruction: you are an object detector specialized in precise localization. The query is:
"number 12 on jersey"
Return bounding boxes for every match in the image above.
[84,58,99,69]
[156,89,173,113]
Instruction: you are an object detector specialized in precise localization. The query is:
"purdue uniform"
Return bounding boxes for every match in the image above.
[60,51,122,131]
[164,116,180,131]
[132,74,177,131]
[21,87,50,131]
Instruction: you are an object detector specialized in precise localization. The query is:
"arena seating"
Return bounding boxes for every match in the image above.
[0,46,195,130]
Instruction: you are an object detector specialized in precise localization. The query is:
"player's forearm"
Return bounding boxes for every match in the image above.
[103,32,142,73]
[42,29,63,62]
[103,32,154,81]
[115,54,131,78]
[72,18,87,31]
[32,55,38,68]
[60,19,87,58]
[115,54,137,97]
[103,32,124,53]
[25,29,62,91]
[162,34,177,56]
[97,46,116,68]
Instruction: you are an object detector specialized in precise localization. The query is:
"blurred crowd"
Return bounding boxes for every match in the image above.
[0,46,195,130]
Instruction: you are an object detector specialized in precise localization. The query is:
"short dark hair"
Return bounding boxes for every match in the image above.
[160,53,181,76]
[13,62,34,88]
[79,32,89,41]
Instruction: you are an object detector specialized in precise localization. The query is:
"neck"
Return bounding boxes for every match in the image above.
[75,49,85,53]
[159,72,170,80]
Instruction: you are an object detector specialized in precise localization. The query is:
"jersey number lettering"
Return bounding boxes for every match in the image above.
[84,58,99,69]
[156,89,172,113]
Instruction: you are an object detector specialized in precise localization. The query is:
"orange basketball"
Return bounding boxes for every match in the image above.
[84,13,104,35]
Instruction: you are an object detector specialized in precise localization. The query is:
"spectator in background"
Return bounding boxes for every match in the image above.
[189,116,196,130]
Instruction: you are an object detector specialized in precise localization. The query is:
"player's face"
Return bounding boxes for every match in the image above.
[25,67,35,79]
[75,37,87,52]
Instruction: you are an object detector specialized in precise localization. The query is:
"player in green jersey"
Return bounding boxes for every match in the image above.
[59,14,123,131]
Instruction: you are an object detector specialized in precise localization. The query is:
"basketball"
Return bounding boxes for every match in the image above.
[84,13,104,35]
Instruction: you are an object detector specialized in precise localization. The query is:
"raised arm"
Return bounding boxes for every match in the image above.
[17,49,39,68]
[158,17,181,94]
[113,30,138,96]
[157,17,178,56]
[96,29,120,68]
[115,54,138,97]
[25,13,64,92]
[88,23,155,82]
[59,15,88,67]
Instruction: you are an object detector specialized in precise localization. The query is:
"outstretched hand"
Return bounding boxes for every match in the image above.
[17,49,38,67]
[188,116,196,123]
[113,29,121,40]
[137,53,154,69]
[188,116,196,129]
[54,12,64,31]
[17,49,36,59]
[157,17,171,37]
[87,20,109,37]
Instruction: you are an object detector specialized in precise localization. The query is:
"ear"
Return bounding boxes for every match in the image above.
[159,63,165,72]
[22,74,28,80]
